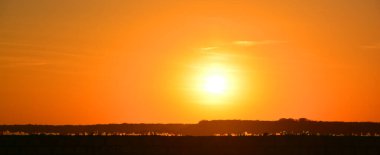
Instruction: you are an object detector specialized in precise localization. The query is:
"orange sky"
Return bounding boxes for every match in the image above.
[1,0,380,124]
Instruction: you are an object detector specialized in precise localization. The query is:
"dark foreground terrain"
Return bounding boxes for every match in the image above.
[1,136,380,155]
[2,119,380,136]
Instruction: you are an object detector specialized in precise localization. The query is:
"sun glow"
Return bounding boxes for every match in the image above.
[189,62,239,105]
[203,75,227,94]
[185,49,250,106]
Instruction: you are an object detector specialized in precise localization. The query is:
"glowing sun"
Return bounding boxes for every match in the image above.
[189,61,240,105]
[203,75,227,94]
[185,46,252,106]
[198,63,232,98]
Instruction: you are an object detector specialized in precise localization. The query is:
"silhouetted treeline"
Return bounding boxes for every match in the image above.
[1,118,380,136]
[1,136,380,155]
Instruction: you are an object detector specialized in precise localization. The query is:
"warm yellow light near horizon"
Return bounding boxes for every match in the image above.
[203,75,227,94]
[191,62,238,105]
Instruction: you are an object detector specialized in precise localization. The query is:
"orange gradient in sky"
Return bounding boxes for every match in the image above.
[0,0,380,124]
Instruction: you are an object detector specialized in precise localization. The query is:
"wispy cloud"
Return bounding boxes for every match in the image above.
[0,42,87,70]
[0,42,85,57]
[233,40,286,47]
[362,42,380,49]
[200,46,219,51]
[0,56,48,68]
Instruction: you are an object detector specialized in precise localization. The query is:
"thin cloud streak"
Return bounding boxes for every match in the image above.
[200,47,219,51]
[233,40,286,46]
[0,56,81,75]
[362,42,380,49]
[0,56,48,67]
[0,42,86,58]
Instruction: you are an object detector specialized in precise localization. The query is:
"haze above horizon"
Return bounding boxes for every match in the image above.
[0,0,379,124]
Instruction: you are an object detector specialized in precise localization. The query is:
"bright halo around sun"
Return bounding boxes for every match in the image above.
[191,63,238,105]
[203,75,227,94]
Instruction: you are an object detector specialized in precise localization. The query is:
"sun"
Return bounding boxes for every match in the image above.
[195,63,235,104]
[188,60,242,105]
[203,75,227,94]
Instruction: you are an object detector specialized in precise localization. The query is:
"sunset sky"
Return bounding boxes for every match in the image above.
[1,0,380,124]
